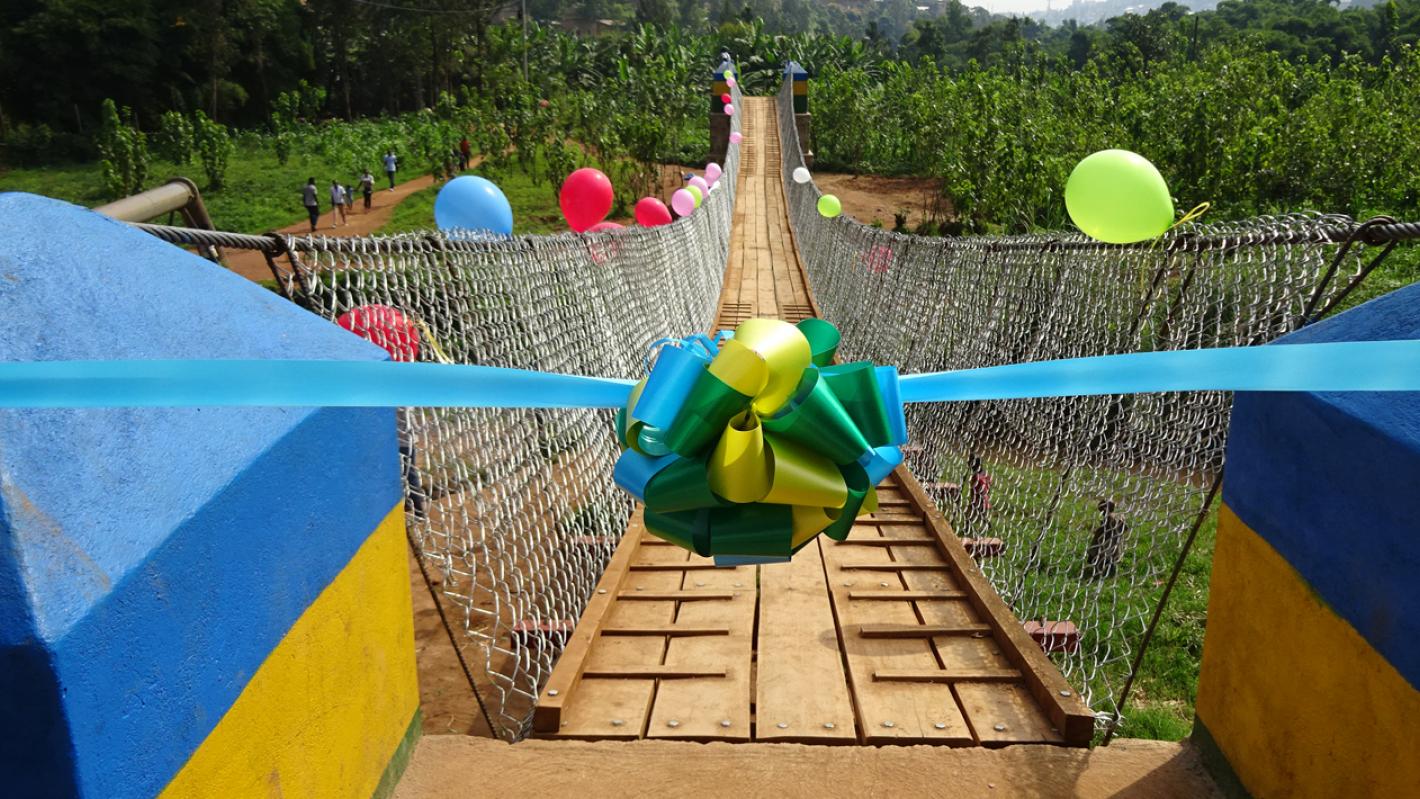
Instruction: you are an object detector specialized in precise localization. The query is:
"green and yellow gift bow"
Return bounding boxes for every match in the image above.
[612,318,908,566]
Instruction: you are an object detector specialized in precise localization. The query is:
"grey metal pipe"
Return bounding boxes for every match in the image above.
[94,178,224,263]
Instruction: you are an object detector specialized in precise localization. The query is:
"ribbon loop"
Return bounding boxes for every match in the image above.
[617,318,905,561]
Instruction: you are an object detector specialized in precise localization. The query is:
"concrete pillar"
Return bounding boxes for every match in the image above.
[709,57,733,168]
[786,60,813,167]
[1193,281,1420,798]
[0,193,420,798]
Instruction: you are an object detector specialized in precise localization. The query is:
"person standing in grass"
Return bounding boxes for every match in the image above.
[360,169,375,211]
[1086,499,1129,579]
[964,454,993,533]
[459,136,471,171]
[302,177,320,233]
[383,150,398,191]
[330,180,347,226]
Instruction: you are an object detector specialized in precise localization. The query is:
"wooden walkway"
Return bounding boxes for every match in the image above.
[532,98,1094,746]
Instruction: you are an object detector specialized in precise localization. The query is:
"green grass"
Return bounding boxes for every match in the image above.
[0,142,418,234]
[947,451,1218,742]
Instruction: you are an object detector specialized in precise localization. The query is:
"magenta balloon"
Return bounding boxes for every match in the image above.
[705,163,723,183]
[730,131,743,144]
[688,176,710,196]
[559,167,614,232]
[724,103,735,116]
[633,197,673,227]
[588,221,624,232]
[670,189,696,217]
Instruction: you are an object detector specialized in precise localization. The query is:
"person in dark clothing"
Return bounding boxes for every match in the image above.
[458,136,472,171]
[1086,499,1129,579]
[302,177,320,232]
[360,169,375,211]
[964,454,992,533]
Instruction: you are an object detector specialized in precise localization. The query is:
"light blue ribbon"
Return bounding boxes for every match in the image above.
[1,341,1418,410]
[0,360,634,408]
[898,341,1420,402]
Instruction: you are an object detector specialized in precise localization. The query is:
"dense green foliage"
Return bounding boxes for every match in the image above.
[812,44,1420,232]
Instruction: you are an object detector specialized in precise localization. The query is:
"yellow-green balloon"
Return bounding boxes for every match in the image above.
[1064,150,1174,244]
[686,184,703,208]
[817,194,842,218]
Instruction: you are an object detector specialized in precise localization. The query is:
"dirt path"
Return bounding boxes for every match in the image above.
[395,736,1222,798]
[223,173,438,282]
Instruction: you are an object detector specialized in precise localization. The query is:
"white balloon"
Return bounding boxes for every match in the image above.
[792,167,812,184]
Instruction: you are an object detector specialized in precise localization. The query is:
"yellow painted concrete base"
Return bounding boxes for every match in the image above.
[1196,505,1420,798]
[159,505,419,798]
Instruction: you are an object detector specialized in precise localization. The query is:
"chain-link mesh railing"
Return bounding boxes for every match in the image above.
[266,80,744,741]
[776,78,1388,729]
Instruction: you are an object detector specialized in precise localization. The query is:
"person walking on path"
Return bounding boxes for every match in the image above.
[360,169,375,211]
[383,150,398,191]
[330,180,347,226]
[459,136,472,171]
[302,177,320,233]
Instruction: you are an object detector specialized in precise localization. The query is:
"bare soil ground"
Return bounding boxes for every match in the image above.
[812,172,946,231]
[407,548,497,738]
[394,736,1222,798]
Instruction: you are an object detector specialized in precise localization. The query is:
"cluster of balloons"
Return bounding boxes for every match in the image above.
[1065,149,1176,244]
[434,176,514,236]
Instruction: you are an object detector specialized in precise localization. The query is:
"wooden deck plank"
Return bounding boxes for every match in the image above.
[563,534,688,736]
[821,530,974,745]
[755,539,858,743]
[646,557,756,741]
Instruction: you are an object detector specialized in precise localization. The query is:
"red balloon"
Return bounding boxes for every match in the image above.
[634,197,673,228]
[588,221,624,232]
[337,304,420,362]
[559,168,614,232]
[721,93,732,104]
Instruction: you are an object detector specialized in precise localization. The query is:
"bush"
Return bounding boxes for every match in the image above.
[94,99,149,198]
[192,110,234,189]
[155,111,195,165]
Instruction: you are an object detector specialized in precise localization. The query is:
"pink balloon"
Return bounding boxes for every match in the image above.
[730,131,743,144]
[559,168,614,232]
[587,221,624,232]
[687,176,710,197]
[634,197,673,227]
[670,189,696,217]
[705,163,723,183]
[726,76,737,89]
[337,305,420,362]
[724,103,734,116]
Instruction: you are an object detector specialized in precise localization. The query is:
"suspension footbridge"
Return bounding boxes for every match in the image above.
[3,65,1418,799]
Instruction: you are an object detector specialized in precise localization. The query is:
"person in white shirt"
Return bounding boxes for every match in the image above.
[383,151,398,191]
[330,180,347,226]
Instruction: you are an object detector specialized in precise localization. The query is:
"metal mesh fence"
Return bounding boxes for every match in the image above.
[776,78,1382,728]
[271,81,743,740]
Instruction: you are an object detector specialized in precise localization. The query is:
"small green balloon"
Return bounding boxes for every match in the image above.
[1065,150,1174,244]
[817,194,842,218]
[686,184,703,208]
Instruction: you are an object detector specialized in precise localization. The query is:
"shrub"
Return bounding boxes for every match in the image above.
[192,110,234,189]
[94,99,149,198]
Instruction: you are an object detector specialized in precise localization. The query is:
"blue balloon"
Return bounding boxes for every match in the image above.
[434,175,513,235]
